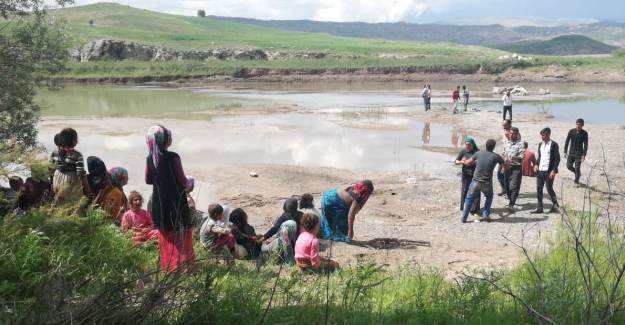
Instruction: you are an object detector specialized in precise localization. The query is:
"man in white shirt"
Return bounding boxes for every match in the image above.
[502,90,513,121]
[532,127,561,214]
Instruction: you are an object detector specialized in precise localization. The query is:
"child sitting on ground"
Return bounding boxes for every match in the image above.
[121,191,157,243]
[295,212,339,272]
[299,193,320,218]
[200,204,241,259]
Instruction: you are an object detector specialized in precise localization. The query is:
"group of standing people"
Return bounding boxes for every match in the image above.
[456,118,589,223]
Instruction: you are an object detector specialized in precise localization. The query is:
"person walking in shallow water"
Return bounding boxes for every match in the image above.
[532,127,560,214]
[564,118,588,186]
[451,86,460,114]
[502,90,513,121]
[421,84,429,111]
[462,85,470,111]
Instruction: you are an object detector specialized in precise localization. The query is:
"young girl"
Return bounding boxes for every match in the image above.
[295,212,339,272]
[186,175,196,210]
[299,193,320,218]
[51,128,90,204]
[121,191,157,243]
[200,204,241,259]
[229,208,262,258]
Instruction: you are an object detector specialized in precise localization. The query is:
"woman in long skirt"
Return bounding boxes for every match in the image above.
[320,180,373,242]
[145,125,194,272]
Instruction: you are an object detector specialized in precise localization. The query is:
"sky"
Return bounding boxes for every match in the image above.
[65,0,625,25]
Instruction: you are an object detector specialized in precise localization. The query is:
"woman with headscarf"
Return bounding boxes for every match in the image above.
[145,125,194,272]
[454,137,480,215]
[259,198,302,264]
[320,180,374,242]
[87,156,109,201]
[94,167,128,221]
[229,208,262,258]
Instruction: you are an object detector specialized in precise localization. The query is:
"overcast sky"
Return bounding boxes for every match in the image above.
[66,0,625,24]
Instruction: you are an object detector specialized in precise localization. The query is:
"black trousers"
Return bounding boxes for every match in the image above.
[567,153,582,183]
[506,166,523,206]
[461,173,480,213]
[537,171,557,208]
[503,105,512,120]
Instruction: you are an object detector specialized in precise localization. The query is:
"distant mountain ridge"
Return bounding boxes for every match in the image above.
[210,15,625,49]
[494,34,618,55]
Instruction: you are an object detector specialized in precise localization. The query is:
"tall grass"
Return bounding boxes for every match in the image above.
[2,173,625,324]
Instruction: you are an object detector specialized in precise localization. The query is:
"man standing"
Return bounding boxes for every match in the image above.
[462,85,470,111]
[461,139,505,223]
[502,90,513,121]
[564,118,588,186]
[497,119,512,196]
[421,84,429,111]
[426,84,432,111]
[532,127,560,214]
[452,86,460,114]
[503,127,525,211]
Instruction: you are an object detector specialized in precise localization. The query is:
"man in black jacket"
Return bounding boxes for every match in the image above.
[564,118,588,186]
[532,127,560,214]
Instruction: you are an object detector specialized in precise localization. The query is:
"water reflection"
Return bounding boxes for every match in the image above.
[422,122,431,145]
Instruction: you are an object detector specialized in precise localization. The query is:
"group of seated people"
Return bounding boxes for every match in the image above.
[2,126,376,273]
[199,194,338,272]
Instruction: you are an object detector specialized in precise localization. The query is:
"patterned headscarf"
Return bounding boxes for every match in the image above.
[109,167,128,188]
[350,180,374,206]
[146,125,171,170]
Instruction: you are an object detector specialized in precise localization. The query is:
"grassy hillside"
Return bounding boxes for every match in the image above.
[45,2,625,81]
[495,34,618,55]
[52,2,496,58]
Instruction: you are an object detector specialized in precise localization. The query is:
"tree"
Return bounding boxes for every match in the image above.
[0,0,73,148]
[89,19,93,27]
[197,10,205,17]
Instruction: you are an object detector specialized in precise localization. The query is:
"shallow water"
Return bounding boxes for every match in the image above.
[34,82,625,205]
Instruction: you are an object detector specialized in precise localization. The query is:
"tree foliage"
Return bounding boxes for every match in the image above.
[0,0,72,147]
[197,9,205,17]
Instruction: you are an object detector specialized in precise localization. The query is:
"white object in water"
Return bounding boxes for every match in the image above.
[406,177,417,184]
[249,172,259,177]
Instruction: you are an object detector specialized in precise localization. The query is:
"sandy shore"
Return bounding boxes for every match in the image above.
[39,95,625,277]
[177,105,625,276]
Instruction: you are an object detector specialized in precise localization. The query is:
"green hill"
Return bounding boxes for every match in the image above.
[52,2,496,57]
[494,34,618,55]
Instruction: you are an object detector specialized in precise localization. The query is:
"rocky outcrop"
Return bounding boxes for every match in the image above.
[70,39,269,62]
[70,39,351,62]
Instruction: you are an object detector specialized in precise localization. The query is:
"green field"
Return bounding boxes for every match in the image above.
[54,3,494,56]
[46,2,625,80]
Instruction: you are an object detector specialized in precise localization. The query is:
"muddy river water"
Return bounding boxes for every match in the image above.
[35,82,625,207]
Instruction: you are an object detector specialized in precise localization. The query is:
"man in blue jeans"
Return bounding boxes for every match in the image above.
[461,139,505,223]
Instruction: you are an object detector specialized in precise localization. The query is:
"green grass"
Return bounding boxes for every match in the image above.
[52,3,496,57]
[39,3,624,80]
[3,202,625,324]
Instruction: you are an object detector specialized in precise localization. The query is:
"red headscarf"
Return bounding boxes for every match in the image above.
[349,180,374,206]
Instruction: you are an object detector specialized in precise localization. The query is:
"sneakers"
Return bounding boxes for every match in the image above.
[497,191,506,196]
[531,208,544,214]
